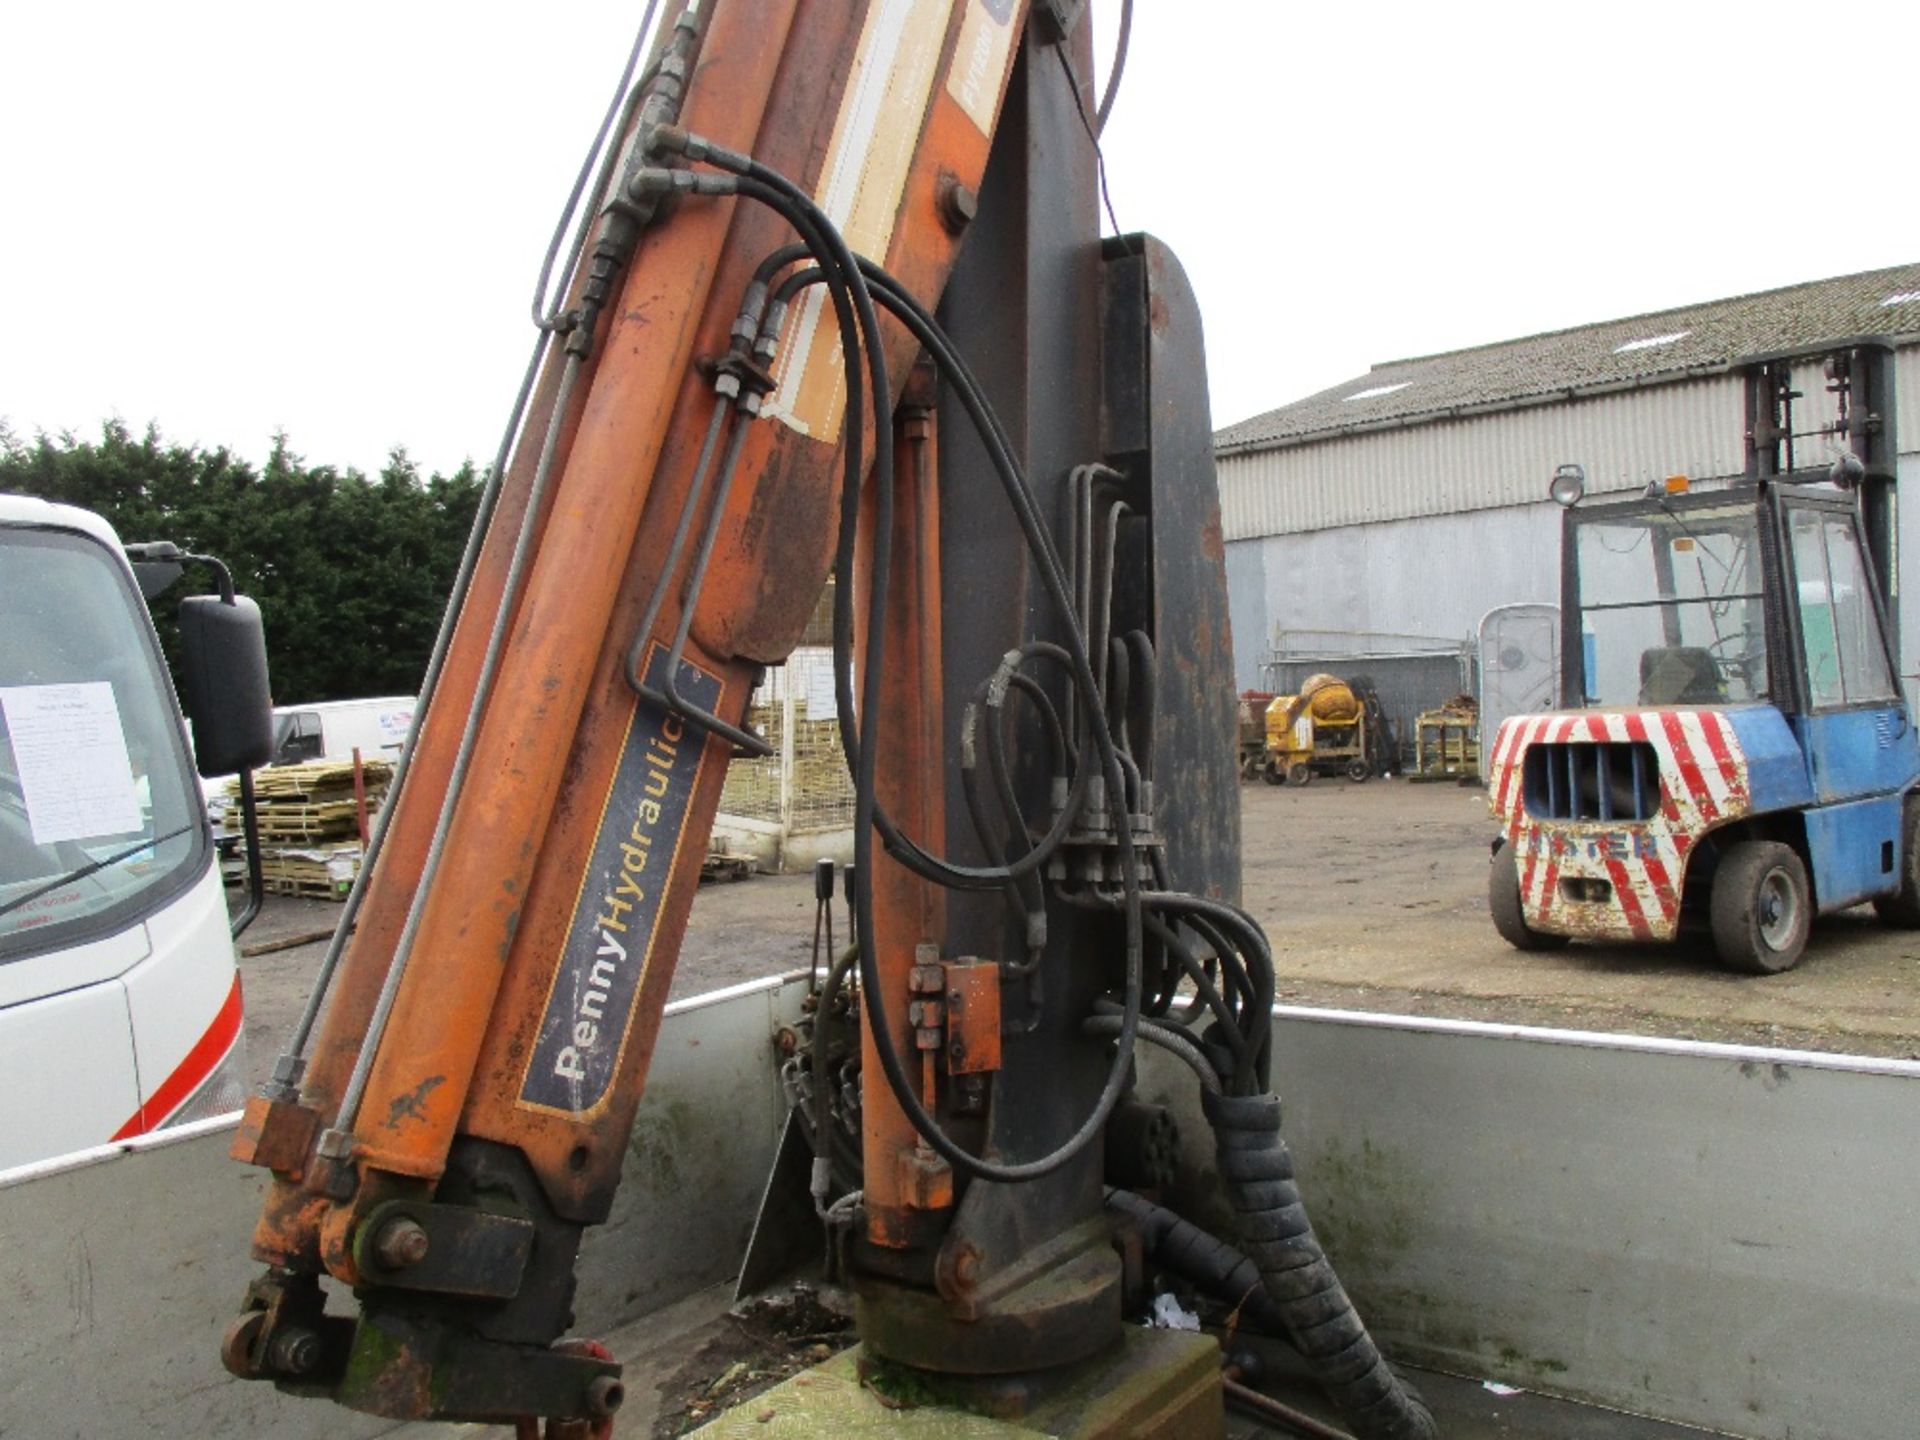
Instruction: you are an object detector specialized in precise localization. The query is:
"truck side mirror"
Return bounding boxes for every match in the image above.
[177,594,274,776]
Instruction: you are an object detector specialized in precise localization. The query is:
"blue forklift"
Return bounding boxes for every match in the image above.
[1488,339,1920,973]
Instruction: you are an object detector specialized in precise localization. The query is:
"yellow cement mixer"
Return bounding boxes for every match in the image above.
[1263,673,1373,785]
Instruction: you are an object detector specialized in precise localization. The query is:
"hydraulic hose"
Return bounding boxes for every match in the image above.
[1201,1089,1437,1440]
[1105,1187,1277,1331]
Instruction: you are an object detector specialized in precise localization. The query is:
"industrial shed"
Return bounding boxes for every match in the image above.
[1214,264,1920,724]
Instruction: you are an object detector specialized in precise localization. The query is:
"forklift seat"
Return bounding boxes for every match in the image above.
[1639,646,1725,705]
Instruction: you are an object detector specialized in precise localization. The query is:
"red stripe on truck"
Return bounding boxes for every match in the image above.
[109,972,244,1141]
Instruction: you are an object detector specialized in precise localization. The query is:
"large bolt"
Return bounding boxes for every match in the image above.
[586,1375,627,1416]
[372,1216,431,1271]
[938,177,978,235]
[950,1244,980,1289]
[267,1325,323,1377]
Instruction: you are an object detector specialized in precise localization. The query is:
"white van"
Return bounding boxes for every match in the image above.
[267,695,414,768]
[0,495,254,1171]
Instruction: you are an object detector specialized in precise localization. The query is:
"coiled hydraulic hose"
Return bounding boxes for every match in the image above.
[1202,1090,1437,1440]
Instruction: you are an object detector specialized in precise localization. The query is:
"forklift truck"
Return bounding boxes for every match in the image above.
[1487,340,1920,973]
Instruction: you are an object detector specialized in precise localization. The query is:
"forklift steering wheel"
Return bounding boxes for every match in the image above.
[1705,628,1763,686]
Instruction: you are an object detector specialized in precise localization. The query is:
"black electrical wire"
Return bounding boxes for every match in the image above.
[759,269,1097,893]
[1052,41,1123,239]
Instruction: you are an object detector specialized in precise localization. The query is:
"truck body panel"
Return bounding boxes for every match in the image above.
[5,973,1913,1440]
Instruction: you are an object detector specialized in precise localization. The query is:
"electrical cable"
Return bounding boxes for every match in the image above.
[1052,42,1123,239]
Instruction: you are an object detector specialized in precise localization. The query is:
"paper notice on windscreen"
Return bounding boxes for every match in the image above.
[0,682,143,845]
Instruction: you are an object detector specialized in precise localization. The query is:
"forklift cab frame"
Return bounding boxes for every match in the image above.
[1560,477,1909,764]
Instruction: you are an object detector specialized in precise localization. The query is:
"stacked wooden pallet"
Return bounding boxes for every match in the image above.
[230,759,391,898]
[257,845,367,899]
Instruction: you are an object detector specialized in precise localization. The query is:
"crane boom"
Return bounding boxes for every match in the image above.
[222,7,1432,1437]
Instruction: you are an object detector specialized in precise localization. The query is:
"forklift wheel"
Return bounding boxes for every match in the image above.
[1488,844,1569,951]
[1346,759,1370,783]
[1262,761,1285,786]
[1286,762,1312,787]
[1872,795,1920,928]
[1711,841,1811,974]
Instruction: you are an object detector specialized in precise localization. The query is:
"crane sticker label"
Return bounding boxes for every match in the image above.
[764,0,956,445]
[519,645,721,1115]
[946,0,1017,138]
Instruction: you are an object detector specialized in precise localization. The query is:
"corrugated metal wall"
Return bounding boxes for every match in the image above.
[1227,456,1920,709]
[1223,505,1559,691]
[1219,348,1920,543]
[1218,378,1744,541]
[1219,348,1920,699]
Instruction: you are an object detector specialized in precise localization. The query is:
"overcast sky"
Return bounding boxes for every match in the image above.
[2,2,1915,479]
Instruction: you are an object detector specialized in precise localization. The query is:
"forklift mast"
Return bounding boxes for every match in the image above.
[1743,337,1901,649]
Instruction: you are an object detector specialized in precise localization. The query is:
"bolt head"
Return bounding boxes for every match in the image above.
[952,1246,980,1284]
[372,1216,431,1270]
[268,1326,323,1377]
[939,179,979,234]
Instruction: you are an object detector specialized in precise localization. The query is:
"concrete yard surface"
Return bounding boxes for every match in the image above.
[1237,777,1920,1058]
[231,777,1920,1090]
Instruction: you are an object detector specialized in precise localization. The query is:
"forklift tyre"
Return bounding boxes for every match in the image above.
[1262,760,1285,786]
[1346,759,1370,783]
[1871,795,1920,928]
[1287,762,1312,787]
[1488,843,1568,951]
[1711,841,1811,974]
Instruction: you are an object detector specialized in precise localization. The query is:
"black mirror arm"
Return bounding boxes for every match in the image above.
[229,767,263,939]
[180,552,238,607]
[166,549,262,937]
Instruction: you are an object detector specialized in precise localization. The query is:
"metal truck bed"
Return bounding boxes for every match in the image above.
[3,972,1910,1439]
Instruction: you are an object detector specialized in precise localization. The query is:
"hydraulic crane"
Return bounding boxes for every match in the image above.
[221,5,1433,1435]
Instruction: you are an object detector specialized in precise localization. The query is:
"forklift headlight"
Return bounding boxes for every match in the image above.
[1550,464,1586,508]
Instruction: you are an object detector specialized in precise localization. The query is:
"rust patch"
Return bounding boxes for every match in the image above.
[1198,510,1225,564]
[383,1075,445,1132]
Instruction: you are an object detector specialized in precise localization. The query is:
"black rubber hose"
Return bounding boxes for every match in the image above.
[1106,1187,1281,1330]
[1201,1090,1437,1440]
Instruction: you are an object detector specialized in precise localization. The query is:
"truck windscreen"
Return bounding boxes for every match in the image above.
[1573,498,1768,707]
[0,526,207,959]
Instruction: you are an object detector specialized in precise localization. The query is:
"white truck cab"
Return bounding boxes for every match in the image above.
[0,495,260,1170]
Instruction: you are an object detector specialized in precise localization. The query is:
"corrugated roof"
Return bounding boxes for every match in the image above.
[1215,262,1920,456]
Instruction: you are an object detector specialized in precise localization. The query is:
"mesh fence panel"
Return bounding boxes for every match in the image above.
[785,648,855,833]
[717,680,784,822]
[714,645,854,836]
